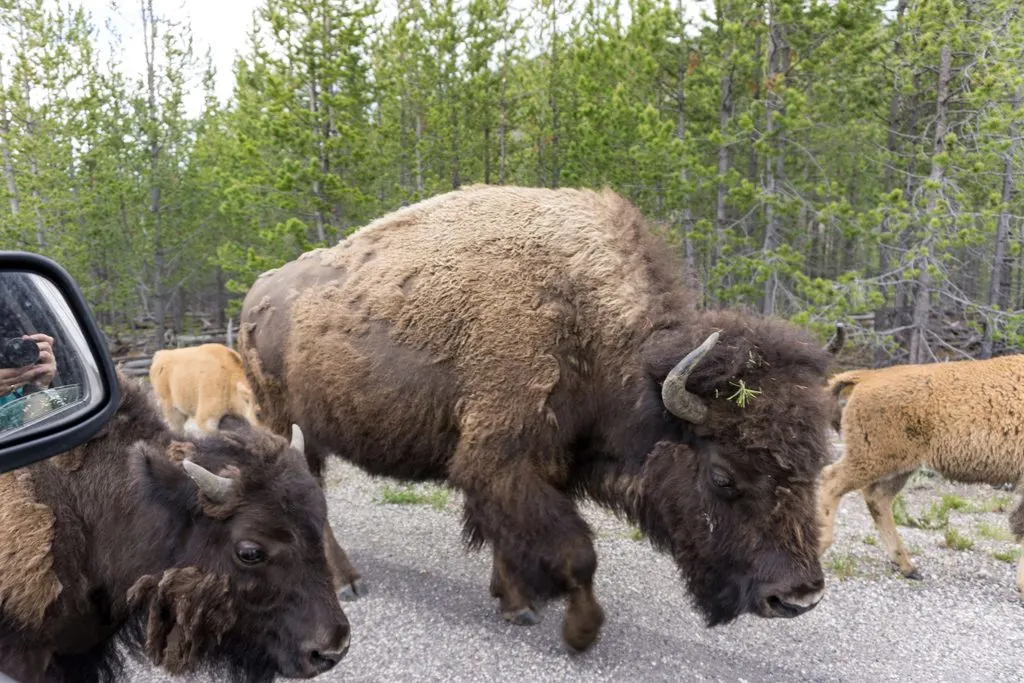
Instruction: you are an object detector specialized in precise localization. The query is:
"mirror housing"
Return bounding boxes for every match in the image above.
[0,252,119,474]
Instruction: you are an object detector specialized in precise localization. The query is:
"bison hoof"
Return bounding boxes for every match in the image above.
[562,616,603,653]
[903,569,923,581]
[338,578,367,602]
[502,607,540,626]
[563,601,605,653]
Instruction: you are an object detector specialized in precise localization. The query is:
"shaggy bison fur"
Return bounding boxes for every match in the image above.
[0,375,349,683]
[239,184,842,651]
[819,355,1024,596]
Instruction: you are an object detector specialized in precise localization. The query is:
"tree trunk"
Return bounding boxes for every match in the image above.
[415,111,424,194]
[761,12,788,316]
[498,71,508,184]
[0,65,19,220]
[714,0,732,273]
[988,82,1021,310]
[909,43,952,365]
[142,0,167,350]
[981,81,1021,357]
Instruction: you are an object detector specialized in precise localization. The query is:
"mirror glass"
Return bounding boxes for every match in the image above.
[0,270,107,443]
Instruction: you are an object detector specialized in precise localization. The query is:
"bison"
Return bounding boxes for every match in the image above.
[818,355,1024,596]
[149,343,262,434]
[239,184,841,651]
[0,375,349,683]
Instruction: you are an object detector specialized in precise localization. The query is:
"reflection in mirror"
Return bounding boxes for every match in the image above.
[0,270,106,442]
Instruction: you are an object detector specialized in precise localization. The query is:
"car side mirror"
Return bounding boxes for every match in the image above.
[0,252,120,474]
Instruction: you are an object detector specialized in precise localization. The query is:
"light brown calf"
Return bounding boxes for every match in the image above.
[149,343,261,434]
[818,355,1024,596]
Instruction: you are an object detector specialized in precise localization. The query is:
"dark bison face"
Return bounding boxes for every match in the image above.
[651,437,826,627]
[647,318,833,626]
[134,424,349,682]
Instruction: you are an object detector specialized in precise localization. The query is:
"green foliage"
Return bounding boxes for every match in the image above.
[726,380,761,408]
[943,527,974,552]
[826,552,858,580]
[3,0,1024,361]
[991,548,1021,564]
[378,483,451,511]
[976,521,1014,542]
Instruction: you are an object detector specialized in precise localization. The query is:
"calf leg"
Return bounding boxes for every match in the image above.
[861,471,920,579]
[817,449,915,556]
[459,464,605,652]
[192,401,224,434]
[1010,494,1024,597]
[156,396,187,433]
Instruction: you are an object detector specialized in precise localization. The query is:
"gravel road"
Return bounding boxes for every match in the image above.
[127,440,1024,682]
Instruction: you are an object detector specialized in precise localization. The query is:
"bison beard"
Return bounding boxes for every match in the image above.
[239,184,838,651]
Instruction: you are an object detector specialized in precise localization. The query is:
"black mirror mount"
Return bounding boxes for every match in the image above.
[0,251,120,474]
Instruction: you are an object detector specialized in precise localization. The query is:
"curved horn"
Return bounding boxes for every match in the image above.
[824,322,846,356]
[290,424,305,454]
[182,459,235,504]
[661,331,721,424]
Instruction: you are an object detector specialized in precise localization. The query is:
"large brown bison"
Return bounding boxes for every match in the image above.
[0,376,349,683]
[240,184,840,651]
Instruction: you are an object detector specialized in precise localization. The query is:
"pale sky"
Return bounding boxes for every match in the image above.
[74,0,709,117]
[79,0,265,114]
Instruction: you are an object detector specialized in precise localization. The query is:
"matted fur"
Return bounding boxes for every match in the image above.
[241,184,836,650]
[0,376,348,683]
[820,355,1024,595]
[0,469,62,630]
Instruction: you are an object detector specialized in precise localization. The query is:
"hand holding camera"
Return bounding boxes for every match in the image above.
[0,333,56,397]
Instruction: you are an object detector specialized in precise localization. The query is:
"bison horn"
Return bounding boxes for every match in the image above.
[662,331,721,424]
[290,424,305,453]
[182,459,235,504]
[824,322,846,356]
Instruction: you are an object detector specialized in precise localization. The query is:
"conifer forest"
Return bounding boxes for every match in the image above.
[2,0,1024,366]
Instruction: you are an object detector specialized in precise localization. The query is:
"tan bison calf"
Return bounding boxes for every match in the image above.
[149,343,261,434]
[818,355,1024,596]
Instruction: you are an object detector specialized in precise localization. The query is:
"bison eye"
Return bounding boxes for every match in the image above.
[235,540,267,566]
[710,466,735,491]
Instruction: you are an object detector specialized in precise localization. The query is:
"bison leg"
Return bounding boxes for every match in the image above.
[325,522,365,602]
[862,471,920,580]
[305,447,365,601]
[460,468,605,652]
[489,549,540,625]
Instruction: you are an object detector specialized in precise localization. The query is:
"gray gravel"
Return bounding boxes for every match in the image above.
[127,439,1024,682]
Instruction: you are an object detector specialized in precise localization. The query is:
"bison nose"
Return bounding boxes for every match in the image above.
[304,621,350,674]
[761,575,825,619]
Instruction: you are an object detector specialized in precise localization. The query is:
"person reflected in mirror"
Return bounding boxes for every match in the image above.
[0,333,57,421]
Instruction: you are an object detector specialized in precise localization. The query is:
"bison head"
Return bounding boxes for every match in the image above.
[130,424,348,682]
[641,313,832,627]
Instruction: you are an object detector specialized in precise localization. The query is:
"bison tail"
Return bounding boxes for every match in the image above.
[826,371,864,434]
[826,370,863,398]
